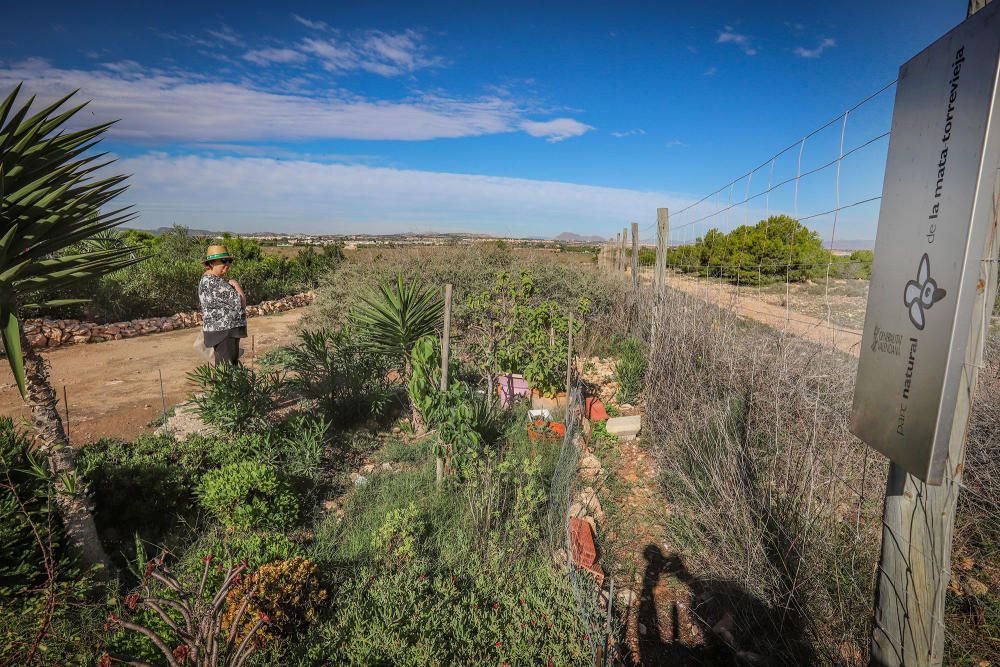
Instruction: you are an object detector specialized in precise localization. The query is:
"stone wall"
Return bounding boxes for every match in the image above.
[22,292,314,350]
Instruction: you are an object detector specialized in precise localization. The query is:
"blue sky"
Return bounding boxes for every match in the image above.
[0,1,967,240]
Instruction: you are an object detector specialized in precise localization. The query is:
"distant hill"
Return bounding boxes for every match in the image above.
[825,239,875,251]
[553,232,607,243]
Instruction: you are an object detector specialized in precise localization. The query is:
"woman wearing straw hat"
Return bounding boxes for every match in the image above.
[198,244,247,365]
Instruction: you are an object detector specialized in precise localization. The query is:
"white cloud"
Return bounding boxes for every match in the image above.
[0,60,589,143]
[205,25,244,48]
[664,139,685,148]
[301,29,444,76]
[519,118,594,142]
[794,38,836,59]
[717,26,757,56]
[118,153,691,236]
[292,14,330,31]
[610,129,645,138]
[243,47,307,65]
[703,66,718,76]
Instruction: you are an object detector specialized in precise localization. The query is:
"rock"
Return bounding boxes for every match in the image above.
[322,499,339,512]
[353,475,368,486]
[578,454,602,481]
[359,464,376,475]
[606,415,641,441]
[965,577,989,597]
[638,622,648,635]
[380,462,392,471]
[567,502,586,518]
[617,589,637,606]
[735,651,766,666]
[577,487,604,521]
[552,548,567,567]
[583,515,597,533]
[712,612,737,648]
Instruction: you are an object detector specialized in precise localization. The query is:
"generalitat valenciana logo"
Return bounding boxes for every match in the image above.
[903,253,946,330]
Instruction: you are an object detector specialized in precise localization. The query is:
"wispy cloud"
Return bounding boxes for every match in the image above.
[519,118,593,142]
[717,26,757,56]
[205,25,244,48]
[794,38,836,58]
[243,47,307,65]
[664,139,685,148]
[292,14,330,31]
[0,59,591,143]
[610,129,645,138]
[119,153,692,236]
[300,29,444,76]
[703,66,717,76]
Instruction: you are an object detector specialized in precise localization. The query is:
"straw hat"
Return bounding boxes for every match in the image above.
[203,244,234,265]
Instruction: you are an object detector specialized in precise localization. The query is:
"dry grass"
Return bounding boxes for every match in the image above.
[602,275,1000,665]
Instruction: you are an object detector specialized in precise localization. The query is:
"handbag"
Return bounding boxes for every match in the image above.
[192,331,215,364]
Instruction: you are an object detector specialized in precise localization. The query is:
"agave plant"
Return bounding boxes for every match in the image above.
[1,83,142,573]
[351,275,443,432]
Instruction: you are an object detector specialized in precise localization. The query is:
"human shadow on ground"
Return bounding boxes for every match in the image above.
[630,544,816,667]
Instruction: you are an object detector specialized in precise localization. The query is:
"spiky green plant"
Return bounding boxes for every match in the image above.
[1,83,142,574]
[351,275,443,433]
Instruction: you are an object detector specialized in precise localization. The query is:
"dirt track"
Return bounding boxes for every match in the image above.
[661,273,864,357]
[0,309,305,444]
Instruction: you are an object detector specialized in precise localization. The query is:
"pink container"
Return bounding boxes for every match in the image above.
[496,373,529,407]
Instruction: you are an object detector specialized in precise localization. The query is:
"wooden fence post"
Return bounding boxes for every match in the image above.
[566,312,574,397]
[630,222,639,291]
[871,4,999,664]
[436,284,452,485]
[651,209,669,348]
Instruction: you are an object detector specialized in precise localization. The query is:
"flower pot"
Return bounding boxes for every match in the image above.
[527,420,566,442]
[530,389,568,411]
[496,373,530,407]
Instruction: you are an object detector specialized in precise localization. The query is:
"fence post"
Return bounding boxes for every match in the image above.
[566,312,573,397]
[652,209,669,348]
[436,283,452,486]
[655,208,669,292]
[618,227,628,273]
[871,4,999,664]
[630,222,639,291]
[62,385,69,442]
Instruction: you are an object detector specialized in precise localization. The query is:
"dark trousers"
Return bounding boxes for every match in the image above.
[213,336,241,365]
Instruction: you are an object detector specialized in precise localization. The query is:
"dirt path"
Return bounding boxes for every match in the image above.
[0,309,306,444]
[661,273,863,357]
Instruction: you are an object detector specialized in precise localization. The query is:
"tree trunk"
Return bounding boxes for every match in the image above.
[18,327,115,577]
[403,357,427,436]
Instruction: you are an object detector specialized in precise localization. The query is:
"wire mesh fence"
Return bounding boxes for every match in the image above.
[589,73,1000,664]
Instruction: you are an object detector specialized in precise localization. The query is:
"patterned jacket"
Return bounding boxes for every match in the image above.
[199,274,246,332]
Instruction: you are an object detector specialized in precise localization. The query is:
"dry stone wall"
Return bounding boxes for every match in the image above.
[22,292,314,350]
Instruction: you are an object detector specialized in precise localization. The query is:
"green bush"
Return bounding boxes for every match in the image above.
[283,328,395,425]
[188,363,283,435]
[78,434,212,552]
[197,461,299,530]
[613,337,647,404]
[26,226,343,322]
[191,528,305,570]
[666,215,831,285]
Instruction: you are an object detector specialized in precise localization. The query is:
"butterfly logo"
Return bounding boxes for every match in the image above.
[903,253,946,330]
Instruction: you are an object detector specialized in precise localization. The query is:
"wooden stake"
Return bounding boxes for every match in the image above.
[158,368,166,415]
[621,226,628,274]
[630,222,639,291]
[566,312,574,397]
[436,284,452,486]
[62,385,69,442]
[652,209,669,348]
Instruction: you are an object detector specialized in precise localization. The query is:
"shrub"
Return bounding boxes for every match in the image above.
[188,364,283,435]
[193,529,306,570]
[197,461,299,530]
[283,328,395,425]
[613,336,647,404]
[78,434,211,552]
[222,557,327,644]
[277,414,328,482]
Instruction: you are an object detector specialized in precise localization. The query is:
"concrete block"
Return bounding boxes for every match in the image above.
[606,415,641,440]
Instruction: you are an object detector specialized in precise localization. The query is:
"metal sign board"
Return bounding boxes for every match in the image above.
[851,2,1000,485]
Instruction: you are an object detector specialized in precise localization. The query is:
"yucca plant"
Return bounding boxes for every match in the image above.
[351,274,443,433]
[1,84,142,574]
